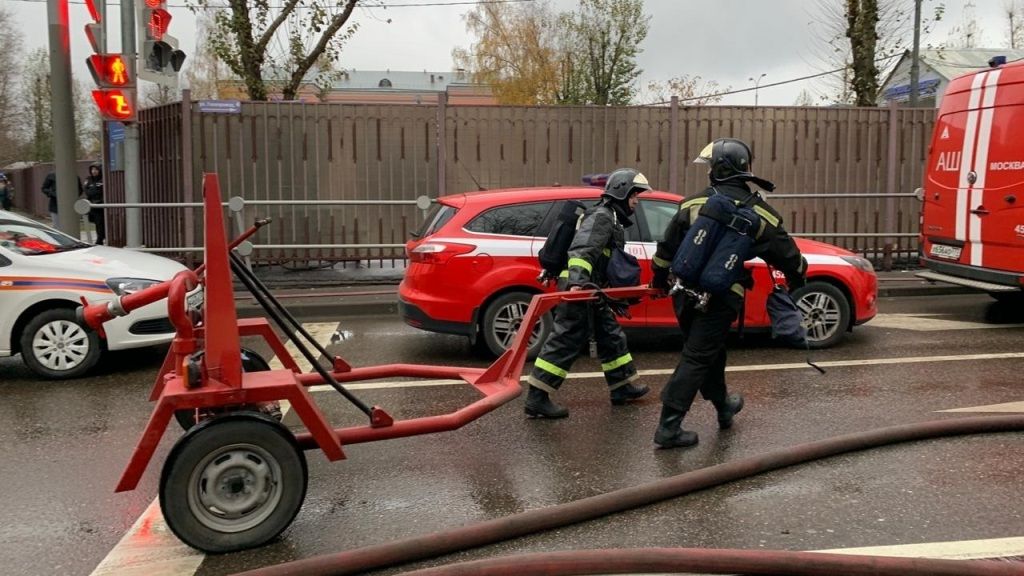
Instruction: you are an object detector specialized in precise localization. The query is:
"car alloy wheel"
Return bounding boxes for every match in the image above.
[791,281,851,349]
[481,291,553,359]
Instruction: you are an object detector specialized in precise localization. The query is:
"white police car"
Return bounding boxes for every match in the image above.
[0,210,188,379]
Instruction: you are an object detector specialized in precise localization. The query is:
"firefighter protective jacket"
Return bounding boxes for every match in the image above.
[565,201,630,287]
[652,181,807,295]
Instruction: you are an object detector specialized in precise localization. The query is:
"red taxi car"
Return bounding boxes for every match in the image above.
[399,186,878,357]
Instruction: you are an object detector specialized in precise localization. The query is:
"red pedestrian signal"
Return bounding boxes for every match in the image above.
[84,0,136,121]
[147,8,171,41]
[87,54,134,88]
[92,90,137,122]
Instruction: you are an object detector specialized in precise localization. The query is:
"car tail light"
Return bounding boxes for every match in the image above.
[407,242,476,264]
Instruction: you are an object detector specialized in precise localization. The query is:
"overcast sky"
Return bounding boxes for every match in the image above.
[8,0,1020,105]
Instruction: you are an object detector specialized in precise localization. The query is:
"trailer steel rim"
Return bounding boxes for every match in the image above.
[32,320,90,371]
[187,441,284,533]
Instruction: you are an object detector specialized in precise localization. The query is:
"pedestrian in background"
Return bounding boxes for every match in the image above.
[83,163,105,244]
[524,168,652,419]
[41,170,83,228]
[0,173,12,211]
[649,138,807,449]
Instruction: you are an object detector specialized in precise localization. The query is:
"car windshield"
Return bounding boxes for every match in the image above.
[0,219,90,255]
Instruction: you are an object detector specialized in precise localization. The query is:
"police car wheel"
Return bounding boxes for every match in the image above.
[790,282,850,349]
[480,291,553,360]
[20,308,102,379]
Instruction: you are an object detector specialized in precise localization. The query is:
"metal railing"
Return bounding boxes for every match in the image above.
[75,196,430,255]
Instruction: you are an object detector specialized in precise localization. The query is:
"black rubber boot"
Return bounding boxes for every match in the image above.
[715,393,744,430]
[653,405,698,449]
[610,382,650,405]
[524,386,569,419]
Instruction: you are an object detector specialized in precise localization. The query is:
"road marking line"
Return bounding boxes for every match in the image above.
[308,351,1024,393]
[813,536,1024,559]
[92,323,339,576]
[88,501,204,576]
[940,400,1024,413]
[268,322,341,372]
[869,313,1024,332]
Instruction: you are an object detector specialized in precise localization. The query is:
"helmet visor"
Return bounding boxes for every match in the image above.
[631,172,652,192]
[693,142,714,164]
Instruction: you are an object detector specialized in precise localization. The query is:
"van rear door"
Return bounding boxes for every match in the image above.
[923,67,1024,278]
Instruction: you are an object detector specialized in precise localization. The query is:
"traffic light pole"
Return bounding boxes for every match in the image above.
[121,0,142,248]
[47,0,81,238]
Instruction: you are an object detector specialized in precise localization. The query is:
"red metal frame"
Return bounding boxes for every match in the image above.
[79,173,656,493]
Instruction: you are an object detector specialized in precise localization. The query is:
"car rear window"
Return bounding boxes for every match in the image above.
[412,204,457,239]
[466,202,554,237]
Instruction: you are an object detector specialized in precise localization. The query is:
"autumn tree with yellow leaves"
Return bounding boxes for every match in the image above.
[454,0,650,106]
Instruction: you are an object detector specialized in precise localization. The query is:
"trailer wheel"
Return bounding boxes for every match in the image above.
[160,413,308,553]
[174,348,282,431]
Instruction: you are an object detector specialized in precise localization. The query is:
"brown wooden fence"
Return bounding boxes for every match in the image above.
[100,95,936,266]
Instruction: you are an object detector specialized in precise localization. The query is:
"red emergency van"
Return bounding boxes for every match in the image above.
[917,57,1024,301]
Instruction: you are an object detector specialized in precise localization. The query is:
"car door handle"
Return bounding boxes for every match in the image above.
[1005,194,1017,204]
[970,206,990,216]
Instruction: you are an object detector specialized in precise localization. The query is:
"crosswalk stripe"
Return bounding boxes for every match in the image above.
[940,401,1024,413]
[813,535,1024,559]
[267,322,341,372]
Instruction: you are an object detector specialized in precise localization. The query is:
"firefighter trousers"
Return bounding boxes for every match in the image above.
[660,291,741,413]
[527,300,637,393]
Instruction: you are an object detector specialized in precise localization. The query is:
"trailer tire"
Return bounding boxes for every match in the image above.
[160,412,307,553]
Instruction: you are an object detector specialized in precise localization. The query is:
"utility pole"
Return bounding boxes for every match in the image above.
[122,0,142,247]
[909,0,922,107]
[48,0,81,237]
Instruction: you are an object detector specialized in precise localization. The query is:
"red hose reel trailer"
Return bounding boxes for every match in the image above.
[77,173,655,553]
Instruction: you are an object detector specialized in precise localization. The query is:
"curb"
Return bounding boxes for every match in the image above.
[877,285,980,298]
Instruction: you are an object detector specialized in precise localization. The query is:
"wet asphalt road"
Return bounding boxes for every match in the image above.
[1,293,1023,576]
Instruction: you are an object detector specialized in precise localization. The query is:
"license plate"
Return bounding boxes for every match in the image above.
[929,243,962,260]
[186,288,205,311]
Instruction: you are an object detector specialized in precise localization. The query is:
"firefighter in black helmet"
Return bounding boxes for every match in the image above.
[648,138,807,448]
[524,168,652,418]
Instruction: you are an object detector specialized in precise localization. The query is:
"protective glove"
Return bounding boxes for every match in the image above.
[649,267,671,293]
[785,257,808,293]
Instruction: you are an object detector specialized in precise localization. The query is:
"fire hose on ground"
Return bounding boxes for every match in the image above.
[236,414,1024,576]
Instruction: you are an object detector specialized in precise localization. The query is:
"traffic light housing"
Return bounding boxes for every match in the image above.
[92,90,137,122]
[87,54,135,88]
[138,0,186,85]
[144,40,186,74]
[83,0,137,122]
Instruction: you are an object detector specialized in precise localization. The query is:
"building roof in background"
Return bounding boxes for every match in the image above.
[916,48,1024,80]
[329,69,476,92]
